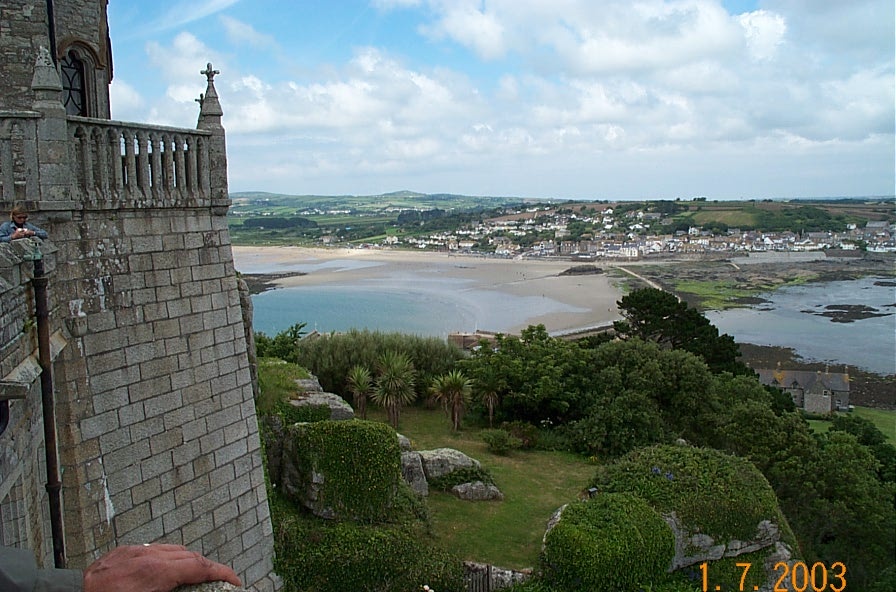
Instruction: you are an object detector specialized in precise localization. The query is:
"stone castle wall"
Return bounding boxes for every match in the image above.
[0,0,111,116]
[0,240,57,566]
[0,3,279,588]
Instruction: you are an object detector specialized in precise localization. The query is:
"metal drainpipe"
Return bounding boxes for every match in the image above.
[33,256,66,568]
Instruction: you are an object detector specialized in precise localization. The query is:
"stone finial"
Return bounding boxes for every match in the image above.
[197,62,223,121]
[31,46,62,92]
[202,63,220,83]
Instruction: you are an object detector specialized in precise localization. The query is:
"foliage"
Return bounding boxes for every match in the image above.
[255,322,308,360]
[566,389,666,458]
[429,369,473,431]
[242,216,317,229]
[346,364,373,419]
[867,565,896,592]
[590,445,794,544]
[292,328,463,398]
[499,421,540,449]
[706,398,896,591]
[458,325,596,425]
[428,466,495,492]
[276,401,331,424]
[288,420,401,522]
[541,494,675,592]
[480,429,522,455]
[255,357,311,415]
[271,491,465,592]
[829,414,896,481]
[614,288,750,375]
[373,351,417,428]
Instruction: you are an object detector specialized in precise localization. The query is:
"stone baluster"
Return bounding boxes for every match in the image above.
[135,130,151,200]
[173,135,187,203]
[111,128,125,194]
[94,128,110,196]
[123,130,137,197]
[150,132,163,200]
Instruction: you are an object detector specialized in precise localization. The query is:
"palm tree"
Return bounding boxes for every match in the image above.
[430,369,472,431]
[346,364,373,419]
[372,351,416,428]
[471,365,503,428]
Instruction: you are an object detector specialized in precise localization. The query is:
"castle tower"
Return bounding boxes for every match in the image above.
[0,2,279,589]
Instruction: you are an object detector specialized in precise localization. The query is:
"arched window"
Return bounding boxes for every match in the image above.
[60,50,87,116]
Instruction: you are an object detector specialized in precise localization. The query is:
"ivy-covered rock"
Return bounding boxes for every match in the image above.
[282,420,401,521]
[541,493,675,592]
[272,493,464,592]
[590,445,798,590]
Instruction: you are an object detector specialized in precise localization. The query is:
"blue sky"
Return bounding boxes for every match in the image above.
[107,0,894,200]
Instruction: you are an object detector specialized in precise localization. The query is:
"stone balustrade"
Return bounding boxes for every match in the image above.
[67,116,213,208]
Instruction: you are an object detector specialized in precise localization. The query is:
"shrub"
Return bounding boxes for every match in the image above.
[481,429,522,455]
[500,421,539,449]
[293,329,464,399]
[541,493,675,591]
[272,493,464,592]
[275,400,330,424]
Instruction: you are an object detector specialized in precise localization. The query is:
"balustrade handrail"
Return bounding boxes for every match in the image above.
[66,115,213,137]
[67,115,214,207]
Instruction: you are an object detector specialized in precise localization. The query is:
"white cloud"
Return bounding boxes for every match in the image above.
[115,0,893,198]
[420,1,508,60]
[108,79,144,122]
[219,15,277,49]
[738,10,786,61]
[154,0,242,32]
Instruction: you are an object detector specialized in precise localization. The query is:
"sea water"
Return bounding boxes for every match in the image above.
[250,275,588,339]
[246,258,895,376]
[706,276,896,375]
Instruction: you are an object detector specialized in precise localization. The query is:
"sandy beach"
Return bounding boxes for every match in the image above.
[232,246,624,336]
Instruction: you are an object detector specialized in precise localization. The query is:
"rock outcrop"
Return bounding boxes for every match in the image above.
[419,448,481,480]
[452,480,504,501]
[287,385,355,421]
[401,451,429,497]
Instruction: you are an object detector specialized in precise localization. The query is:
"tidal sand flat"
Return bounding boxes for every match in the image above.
[232,246,624,337]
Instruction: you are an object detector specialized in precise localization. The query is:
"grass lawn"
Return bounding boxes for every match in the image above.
[807,406,895,446]
[854,406,896,445]
[368,406,594,570]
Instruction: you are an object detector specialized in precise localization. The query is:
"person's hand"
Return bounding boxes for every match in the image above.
[82,544,242,592]
[12,228,29,238]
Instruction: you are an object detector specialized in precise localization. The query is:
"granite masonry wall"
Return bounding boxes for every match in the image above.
[0,2,279,588]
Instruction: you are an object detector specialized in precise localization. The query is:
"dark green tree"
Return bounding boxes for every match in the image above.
[614,288,749,375]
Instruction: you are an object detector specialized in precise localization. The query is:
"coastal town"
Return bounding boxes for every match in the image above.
[328,202,896,258]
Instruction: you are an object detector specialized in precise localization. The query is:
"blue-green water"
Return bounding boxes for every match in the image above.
[250,273,587,338]
[706,276,895,376]
[244,254,895,375]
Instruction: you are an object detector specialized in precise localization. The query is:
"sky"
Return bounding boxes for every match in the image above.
[106,0,895,201]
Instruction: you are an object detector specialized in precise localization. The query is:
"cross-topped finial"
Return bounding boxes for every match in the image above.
[201,63,219,83]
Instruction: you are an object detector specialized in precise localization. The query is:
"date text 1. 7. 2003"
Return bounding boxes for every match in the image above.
[699,561,846,592]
